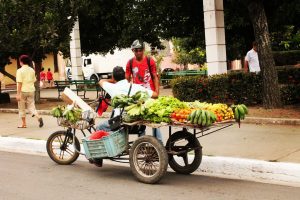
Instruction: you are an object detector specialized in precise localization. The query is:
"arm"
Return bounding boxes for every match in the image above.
[99,79,114,87]
[150,58,160,94]
[244,60,249,72]
[125,61,131,82]
[153,74,160,95]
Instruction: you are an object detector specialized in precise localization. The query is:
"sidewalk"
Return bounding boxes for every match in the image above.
[0,112,299,163]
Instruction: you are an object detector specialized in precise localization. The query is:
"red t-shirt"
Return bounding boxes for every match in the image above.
[126,57,157,91]
[47,71,53,80]
[40,71,46,80]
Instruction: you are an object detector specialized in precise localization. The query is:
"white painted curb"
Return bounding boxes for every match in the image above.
[0,136,299,187]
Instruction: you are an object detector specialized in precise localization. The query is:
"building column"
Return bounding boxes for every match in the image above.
[203,0,227,75]
[70,19,83,80]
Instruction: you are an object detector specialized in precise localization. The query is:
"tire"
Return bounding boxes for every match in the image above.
[166,131,202,174]
[129,136,168,184]
[46,131,80,165]
[90,74,98,82]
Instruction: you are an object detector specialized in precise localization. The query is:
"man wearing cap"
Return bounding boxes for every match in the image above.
[125,40,163,141]
[125,40,160,95]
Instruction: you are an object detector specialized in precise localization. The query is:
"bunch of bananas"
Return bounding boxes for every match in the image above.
[111,91,149,108]
[188,109,217,127]
[63,108,82,124]
[51,106,65,118]
[125,103,145,116]
[111,95,134,108]
[232,104,248,121]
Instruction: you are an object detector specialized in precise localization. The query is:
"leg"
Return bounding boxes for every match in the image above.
[27,92,43,127]
[96,120,111,132]
[18,93,26,127]
[152,128,163,142]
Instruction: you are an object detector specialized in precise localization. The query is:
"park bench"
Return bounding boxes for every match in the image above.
[54,80,103,99]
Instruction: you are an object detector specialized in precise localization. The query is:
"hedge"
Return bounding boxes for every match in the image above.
[171,72,300,105]
[273,50,300,66]
[277,66,300,85]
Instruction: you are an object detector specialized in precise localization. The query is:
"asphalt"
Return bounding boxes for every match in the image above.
[0,112,299,163]
[1,151,300,200]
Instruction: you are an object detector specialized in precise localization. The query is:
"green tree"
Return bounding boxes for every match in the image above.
[0,0,78,100]
[172,38,206,69]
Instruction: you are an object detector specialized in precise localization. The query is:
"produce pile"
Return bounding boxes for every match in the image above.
[112,92,249,127]
[51,105,83,124]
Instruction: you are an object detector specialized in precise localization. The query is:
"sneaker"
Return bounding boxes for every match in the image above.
[38,118,44,128]
[93,158,103,167]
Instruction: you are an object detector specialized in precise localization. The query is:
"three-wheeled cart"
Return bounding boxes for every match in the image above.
[46,114,237,184]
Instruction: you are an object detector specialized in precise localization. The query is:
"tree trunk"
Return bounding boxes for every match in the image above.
[247,0,282,108]
[53,51,59,73]
[0,67,16,82]
[34,61,42,103]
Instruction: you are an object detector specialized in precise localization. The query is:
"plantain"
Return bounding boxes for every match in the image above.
[237,105,245,120]
[241,104,249,114]
[205,111,212,126]
[189,110,197,123]
[234,107,240,121]
[201,110,207,126]
[196,110,203,125]
[210,112,217,123]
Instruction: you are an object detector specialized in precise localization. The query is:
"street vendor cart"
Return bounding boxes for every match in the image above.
[46,89,246,184]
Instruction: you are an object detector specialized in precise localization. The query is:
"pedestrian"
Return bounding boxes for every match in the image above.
[244,41,261,73]
[16,55,43,128]
[125,39,162,140]
[47,68,54,87]
[40,67,46,88]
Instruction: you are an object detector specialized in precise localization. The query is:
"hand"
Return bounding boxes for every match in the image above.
[16,94,21,101]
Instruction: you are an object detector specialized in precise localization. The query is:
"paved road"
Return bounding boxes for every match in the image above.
[1,112,300,163]
[0,151,299,200]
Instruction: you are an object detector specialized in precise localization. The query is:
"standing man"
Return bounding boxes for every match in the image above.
[126,40,161,140]
[126,40,160,95]
[16,55,43,128]
[244,41,261,73]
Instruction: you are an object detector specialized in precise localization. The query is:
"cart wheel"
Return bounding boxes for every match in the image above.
[46,131,80,165]
[129,136,168,184]
[166,131,202,174]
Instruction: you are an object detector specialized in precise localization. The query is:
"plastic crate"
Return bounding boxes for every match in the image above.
[82,128,127,159]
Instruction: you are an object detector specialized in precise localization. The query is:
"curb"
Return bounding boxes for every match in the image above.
[244,117,300,126]
[0,136,299,187]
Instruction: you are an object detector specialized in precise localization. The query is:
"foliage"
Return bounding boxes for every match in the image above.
[78,0,205,54]
[0,0,78,81]
[273,50,300,66]
[172,38,206,66]
[171,69,300,105]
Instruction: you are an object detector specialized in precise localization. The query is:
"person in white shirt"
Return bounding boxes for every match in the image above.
[244,41,261,73]
[97,66,160,136]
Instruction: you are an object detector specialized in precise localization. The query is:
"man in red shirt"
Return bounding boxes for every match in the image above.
[126,40,162,141]
[125,40,160,95]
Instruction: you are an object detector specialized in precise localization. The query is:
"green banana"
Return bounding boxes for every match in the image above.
[190,110,197,122]
[241,104,248,114]
[197,110,203,125]
[234,107,240,121]
[193,110,200,124]
[205,111,211,126]
[201,111,207,126]
[210,112,217,123]
[237,105,245,120]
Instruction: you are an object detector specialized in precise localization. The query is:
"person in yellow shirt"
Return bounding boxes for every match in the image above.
[16,55,43,128]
